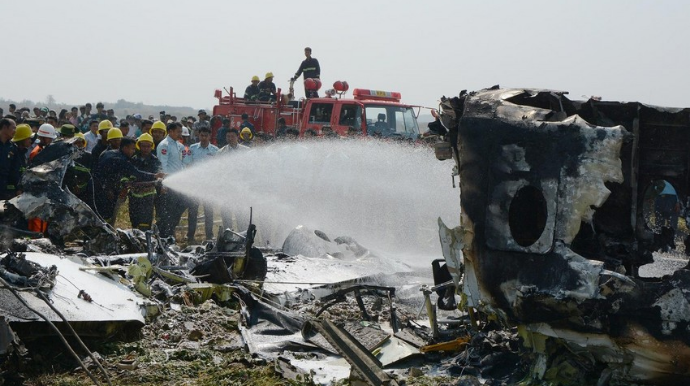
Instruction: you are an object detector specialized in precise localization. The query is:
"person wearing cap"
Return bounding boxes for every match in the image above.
[156,122,187,238]
[258,72,277,102]
[244,76,261,101]
[59,124,76,139]
[12,123,33,173]
[84,120,99,152]
[128,133,162,231]
[292,47,321,97]
[239,127,254,147]
[0,118,22,200]
[93,137,164,225]
[180,117,190,130]
[150,120,167,147]
[180,126,192,166]
[28,123,57,232]
[91,120,113,164]
[192,110,210,144]
[186,127,218,242]
[105,127,123,152]
[29,124,57,165]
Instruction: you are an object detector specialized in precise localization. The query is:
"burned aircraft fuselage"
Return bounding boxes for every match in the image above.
[438,87,690,384]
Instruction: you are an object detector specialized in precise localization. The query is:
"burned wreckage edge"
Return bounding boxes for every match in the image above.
[436,86,690,384]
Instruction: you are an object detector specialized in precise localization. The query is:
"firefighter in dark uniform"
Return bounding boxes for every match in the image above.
[292,47,321,97]
[92,138,164,224]
[258,72,277,102]
[0,118,21,200]
[64,133,95,209]
[129,133,162,230]
[91,120,114,166]
[244,76,261,101]
[11,124,33,183]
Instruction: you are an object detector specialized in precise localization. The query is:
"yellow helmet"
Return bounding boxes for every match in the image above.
[73,132,87,148]
[265,72,274,79]
[151,120,167,133]
[251,75,260,82]
[240,127,253,140]
[107,128,123,141]
[12,124,33,142]
[98,120,113,132]
[136,133,155,150]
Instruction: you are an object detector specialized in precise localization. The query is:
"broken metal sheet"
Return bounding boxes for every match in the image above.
[235,290,355,385]
[6,151,119,253]
[0,252,149,335]
[303,319,399,386]
[376,336,420,367]
[437,87,690,384]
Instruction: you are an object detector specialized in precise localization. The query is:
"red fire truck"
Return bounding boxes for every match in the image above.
[211,81,421,142]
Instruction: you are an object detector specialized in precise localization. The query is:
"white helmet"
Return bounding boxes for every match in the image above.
[37,124,57,139]
[181,127,190,137]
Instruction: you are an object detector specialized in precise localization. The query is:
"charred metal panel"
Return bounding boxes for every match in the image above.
[437,87,690,384]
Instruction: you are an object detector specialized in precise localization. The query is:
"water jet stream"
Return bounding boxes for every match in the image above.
[164,140,459,267]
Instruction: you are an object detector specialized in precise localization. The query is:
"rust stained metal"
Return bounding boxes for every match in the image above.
[436,87,690,384]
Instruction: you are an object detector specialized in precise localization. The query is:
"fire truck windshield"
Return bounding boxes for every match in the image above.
[364,105,419,139]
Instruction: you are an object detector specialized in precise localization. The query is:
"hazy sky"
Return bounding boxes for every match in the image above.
[3,0,690,110]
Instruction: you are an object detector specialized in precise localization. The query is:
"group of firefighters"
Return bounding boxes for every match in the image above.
[0,110,265,243]
[244,47,321,101]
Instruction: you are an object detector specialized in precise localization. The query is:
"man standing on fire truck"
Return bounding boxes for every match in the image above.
[292,47,320,97]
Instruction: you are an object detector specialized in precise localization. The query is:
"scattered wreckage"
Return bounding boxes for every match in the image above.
[431,86,690,385]
[0,141,454,385]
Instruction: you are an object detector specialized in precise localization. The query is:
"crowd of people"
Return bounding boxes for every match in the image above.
[0,102,293,244]
[0,48,377,242]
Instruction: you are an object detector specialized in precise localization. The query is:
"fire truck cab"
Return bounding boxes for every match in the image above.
[211,85,420,142]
